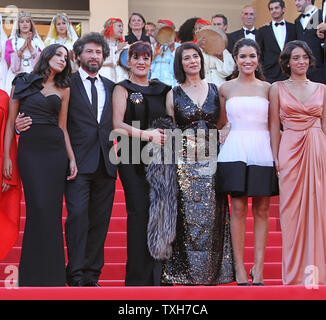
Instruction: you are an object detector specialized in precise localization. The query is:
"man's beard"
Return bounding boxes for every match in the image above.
[80,59,103,73]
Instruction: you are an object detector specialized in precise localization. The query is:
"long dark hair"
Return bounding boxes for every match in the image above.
[33,44,71,88]
[174,42,205,84]
[231,38,265,81]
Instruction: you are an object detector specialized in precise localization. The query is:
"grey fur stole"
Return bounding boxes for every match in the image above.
[146,116,178,260]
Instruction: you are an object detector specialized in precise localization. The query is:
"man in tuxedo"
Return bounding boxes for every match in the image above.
[227,5,258,53]
[257,0,296,83]
[295,0,325,83]
[63,32,117,286]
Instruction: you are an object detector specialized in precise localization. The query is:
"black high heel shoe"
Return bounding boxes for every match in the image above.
[249,269,264,286]
[236,281,251,286]
[236,274,250,286]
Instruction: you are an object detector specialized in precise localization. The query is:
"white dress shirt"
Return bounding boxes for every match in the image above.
[272,19,286,51]
[79,67,106,123]
[243,27,256,41]
[300,6,318,30]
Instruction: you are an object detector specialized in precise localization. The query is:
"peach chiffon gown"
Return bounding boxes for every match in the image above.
[277,81,326,285]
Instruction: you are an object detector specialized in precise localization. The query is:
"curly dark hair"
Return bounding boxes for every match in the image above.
[177,17,200,43]
[33,44,71,88]
[231,38,265,81]
[279,40,316,77]
[73,32,110,64]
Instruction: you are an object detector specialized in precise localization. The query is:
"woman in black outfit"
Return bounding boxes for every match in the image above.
[112,41,170,285]
[3,44,77,286]
[125,13,151,44]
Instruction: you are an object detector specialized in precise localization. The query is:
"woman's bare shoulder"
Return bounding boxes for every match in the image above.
[220,80,236,95]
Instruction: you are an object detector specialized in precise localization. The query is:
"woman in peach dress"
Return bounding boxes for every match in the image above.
[269,40,326,285]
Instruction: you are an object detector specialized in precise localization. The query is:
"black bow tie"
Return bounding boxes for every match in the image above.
[275,21,285,27]
[245,29,256,35]
[302,13,311,18]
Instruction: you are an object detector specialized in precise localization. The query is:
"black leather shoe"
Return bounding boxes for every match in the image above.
[84,281,100,287]
[237,282,251,286]
[67,280,83,287]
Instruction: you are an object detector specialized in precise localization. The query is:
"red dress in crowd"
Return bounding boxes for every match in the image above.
[0,89,21,260]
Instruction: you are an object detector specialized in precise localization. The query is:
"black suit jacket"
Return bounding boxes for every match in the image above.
[322,0,326,57]
[257,21,296,83]
[295,9,325,83]
[67,71,117,177]
[227,28,259,53]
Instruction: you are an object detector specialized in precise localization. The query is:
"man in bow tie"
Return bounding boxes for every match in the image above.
[227,5,259,54]
[294,0,325,83]
[257,0,296,83]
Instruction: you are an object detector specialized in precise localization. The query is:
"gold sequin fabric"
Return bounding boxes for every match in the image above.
[161,84,235,285]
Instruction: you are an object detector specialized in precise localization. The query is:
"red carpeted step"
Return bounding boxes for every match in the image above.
[2,246,282,265]
[14,230,281,262]
[3,178,284,288]
[0,260,282,285]
[19,201,280,219]
[18,216,281,232]
[96,262,282,281]
[0,278,284,288]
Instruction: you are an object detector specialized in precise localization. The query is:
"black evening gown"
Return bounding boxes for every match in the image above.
[161,83,235,285]
[13,73,68,286]
[116,79,170,286]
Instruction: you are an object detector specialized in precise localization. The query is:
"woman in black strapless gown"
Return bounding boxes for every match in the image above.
[3,44,77,286]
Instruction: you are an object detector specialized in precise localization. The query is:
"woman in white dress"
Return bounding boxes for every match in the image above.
[44,13,78,71]
[4,12,44,94]
[99,18,129,83]
[217,38,278,286]
[0,14,8,91]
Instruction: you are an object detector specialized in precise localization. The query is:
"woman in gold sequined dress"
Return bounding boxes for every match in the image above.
[162,42,235,285]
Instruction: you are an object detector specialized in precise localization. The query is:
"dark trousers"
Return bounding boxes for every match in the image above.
[65,154,116,284]
[118,164,162,286]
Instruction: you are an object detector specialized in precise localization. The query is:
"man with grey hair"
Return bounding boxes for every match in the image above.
[227,5,258,53]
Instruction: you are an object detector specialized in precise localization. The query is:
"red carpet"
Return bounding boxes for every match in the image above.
[0,286,325,300]
[0,178,325,299]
